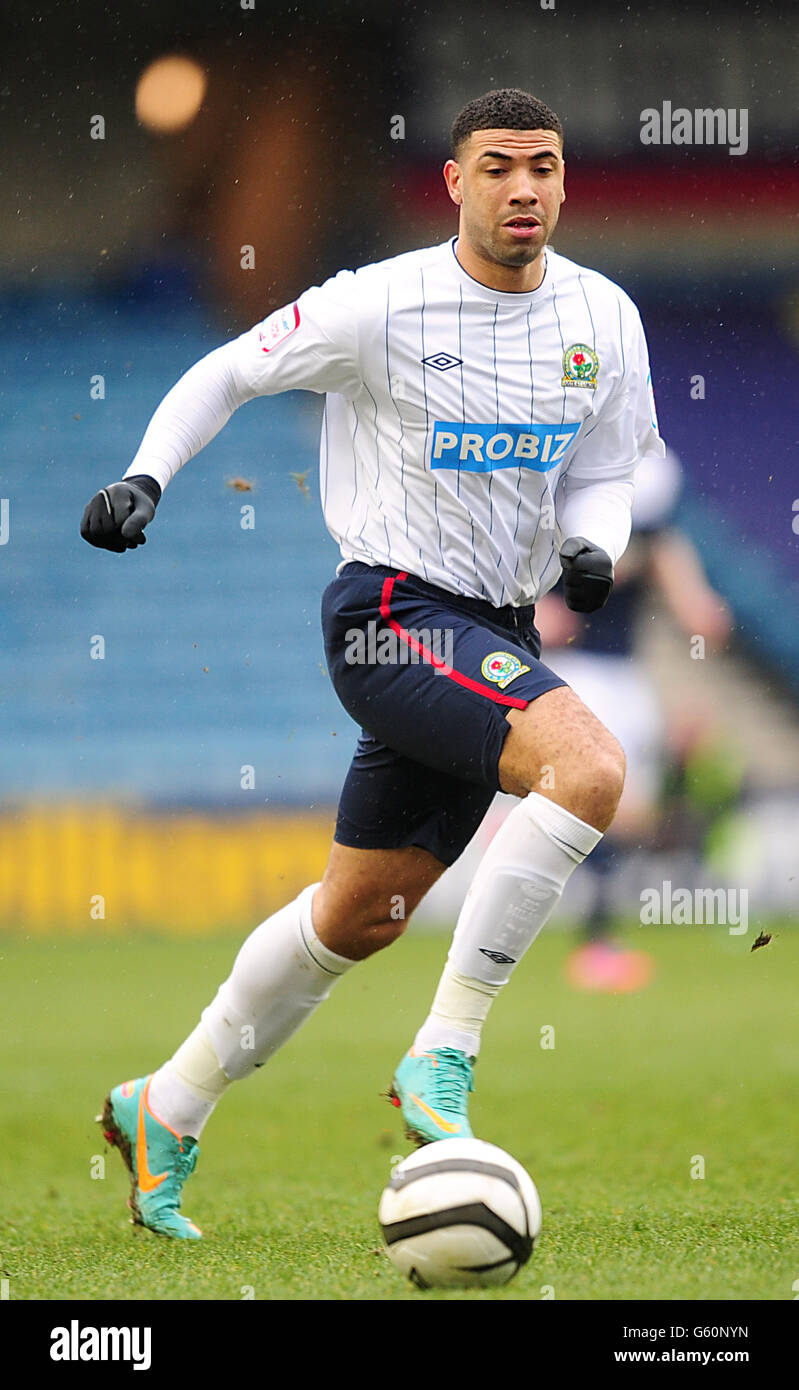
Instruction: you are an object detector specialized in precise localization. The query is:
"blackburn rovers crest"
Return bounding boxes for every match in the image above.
[481,651,530,690]
[562,343,599,389]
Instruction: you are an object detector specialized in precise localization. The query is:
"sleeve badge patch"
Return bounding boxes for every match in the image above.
[259,302,301,353]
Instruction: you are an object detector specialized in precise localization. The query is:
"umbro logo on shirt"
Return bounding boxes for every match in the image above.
[422,352,463,371]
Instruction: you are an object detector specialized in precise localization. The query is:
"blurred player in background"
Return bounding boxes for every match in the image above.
[535,447,733,991]
[81,88,666,1241]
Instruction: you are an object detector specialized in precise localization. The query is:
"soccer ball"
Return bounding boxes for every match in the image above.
[378,1138,542,1289]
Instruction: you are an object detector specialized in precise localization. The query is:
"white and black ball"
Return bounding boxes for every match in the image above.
[378,1138,542,1289]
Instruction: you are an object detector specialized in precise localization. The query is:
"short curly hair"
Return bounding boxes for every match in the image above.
[451,88,563,159]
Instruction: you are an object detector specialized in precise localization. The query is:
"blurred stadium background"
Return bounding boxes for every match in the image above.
[2,0,798,937]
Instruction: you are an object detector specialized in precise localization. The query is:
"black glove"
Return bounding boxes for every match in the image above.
[80,475,161,552]
[559,536,614,613]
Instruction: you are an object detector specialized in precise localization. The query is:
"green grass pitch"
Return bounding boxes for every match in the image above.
[1,923,797,1300]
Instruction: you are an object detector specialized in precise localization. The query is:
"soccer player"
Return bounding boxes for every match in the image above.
[81,88,664,1239]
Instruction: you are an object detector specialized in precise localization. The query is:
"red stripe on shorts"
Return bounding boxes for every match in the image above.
[378,571,528,710]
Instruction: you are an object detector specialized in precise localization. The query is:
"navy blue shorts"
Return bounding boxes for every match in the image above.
[321,563,567,866]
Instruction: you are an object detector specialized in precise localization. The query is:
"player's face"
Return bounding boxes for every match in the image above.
[444,129,565,272]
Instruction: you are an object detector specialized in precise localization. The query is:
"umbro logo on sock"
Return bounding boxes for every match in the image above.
[479,948,516,965]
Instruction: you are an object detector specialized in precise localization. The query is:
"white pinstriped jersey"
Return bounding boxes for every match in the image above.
[129,237,665,607]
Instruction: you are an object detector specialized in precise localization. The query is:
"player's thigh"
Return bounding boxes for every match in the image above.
[499,684,626,805]
[313,840,447,938]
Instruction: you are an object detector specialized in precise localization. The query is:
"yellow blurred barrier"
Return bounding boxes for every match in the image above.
[0,805,336,933]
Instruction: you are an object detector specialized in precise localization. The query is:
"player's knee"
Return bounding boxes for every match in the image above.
[327,910,410,961]
[567,735,625,830]
[351,910,411,957]
[589,739,626,825]
[313,886,412,961]
[518,733,625,831]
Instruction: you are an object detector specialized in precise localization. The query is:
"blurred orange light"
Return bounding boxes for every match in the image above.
[135,55,207,133]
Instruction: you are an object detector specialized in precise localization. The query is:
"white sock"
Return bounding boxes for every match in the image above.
[413,964,500,1059]
[148,1024,230,1138]
[148,883,355,1136]
[414,792,602,1056]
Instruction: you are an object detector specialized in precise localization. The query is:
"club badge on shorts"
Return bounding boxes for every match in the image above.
[481,651,531,690]
[562,343,599,389]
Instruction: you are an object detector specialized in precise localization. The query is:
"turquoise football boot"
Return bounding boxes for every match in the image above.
[97,1075,202,1240]
[388,1046,475,1146]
